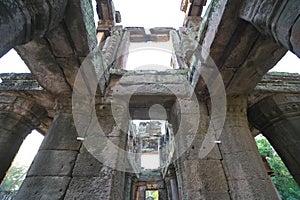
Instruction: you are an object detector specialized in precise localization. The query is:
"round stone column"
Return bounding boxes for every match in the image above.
[249,93,300,186]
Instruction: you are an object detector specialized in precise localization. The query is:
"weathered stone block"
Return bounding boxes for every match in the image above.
[15,39,71,95]
[15,176,71,200]
[39,114,81,151]
[228,179,280,200]
[64,177,113,200]
[221,151,268,181]
[79,134,127,170]
[72,152,104,177]
[45,24,74,57]
[56,57,80,86]
[182,160,228,192]
[199,192,231,200]
[219,125,257,154]
[27,150,77,176]
[274,0,300,50]
[182,190,231,200]
[174,99,201,115]
[64,0,96,56]
[183,141,222,161]
[291,18,300,58]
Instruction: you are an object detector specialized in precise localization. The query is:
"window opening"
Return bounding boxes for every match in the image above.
[128,120,174,171]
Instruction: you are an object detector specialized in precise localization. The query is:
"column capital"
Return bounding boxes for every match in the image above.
[248,93,300,131]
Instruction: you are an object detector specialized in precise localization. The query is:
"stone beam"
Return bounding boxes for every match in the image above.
[240,0,300,57]
[14,0,98,96]
[0,73,42,91]
[125,27,175,43]
[250,72,300,105]
[15,39,72,95]
[191,0,287,96]
[108,69,190,119]
[0,94,47,183]
[0,0,67,57]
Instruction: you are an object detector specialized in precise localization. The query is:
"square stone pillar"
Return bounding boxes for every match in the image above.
[15,113,81,200]
[16,100,128,199]
[124,173,137,200]
[64,103,128,199]
[171,97,280,199]
[158,180,168,200]
[171,99,230,199]
[219,96,280,199]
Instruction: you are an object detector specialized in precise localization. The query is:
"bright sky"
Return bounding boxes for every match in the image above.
[13,131,44,167]
[0,0,299,173]
[113,0,185,28]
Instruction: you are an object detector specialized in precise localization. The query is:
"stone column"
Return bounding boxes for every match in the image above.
[124,173,137,200]
[0,0,67,57]
[115,30,130,69]
[219,96,280,199]
[16,99,128,199]
[64,103,128,199]
[168,166,179,200]
[158,180,168,200]
[102,27,123,69]
[248,94,300,186]
[131,176,137,200]
[0,94,46,183]
[164,176,173,200]
[15,110,81,199]
[172,99,230,199]
[164,165,179,200]
[172,97,280,199]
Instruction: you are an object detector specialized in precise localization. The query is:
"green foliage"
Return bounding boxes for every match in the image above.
[255,136,300,200]
[146,190,159,200]
[0,165,27,191]
[152,190,159,200]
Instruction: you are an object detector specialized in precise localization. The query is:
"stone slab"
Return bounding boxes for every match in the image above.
[182,159,228,193]
[15,176,71,200]
[72,152,105,177]
[27,150,77,176]
[228,179,280,200]
[64,177,114,200]
[39,114,81,151]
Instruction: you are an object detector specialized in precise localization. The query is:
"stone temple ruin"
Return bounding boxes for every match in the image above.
[0,0,300,199]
